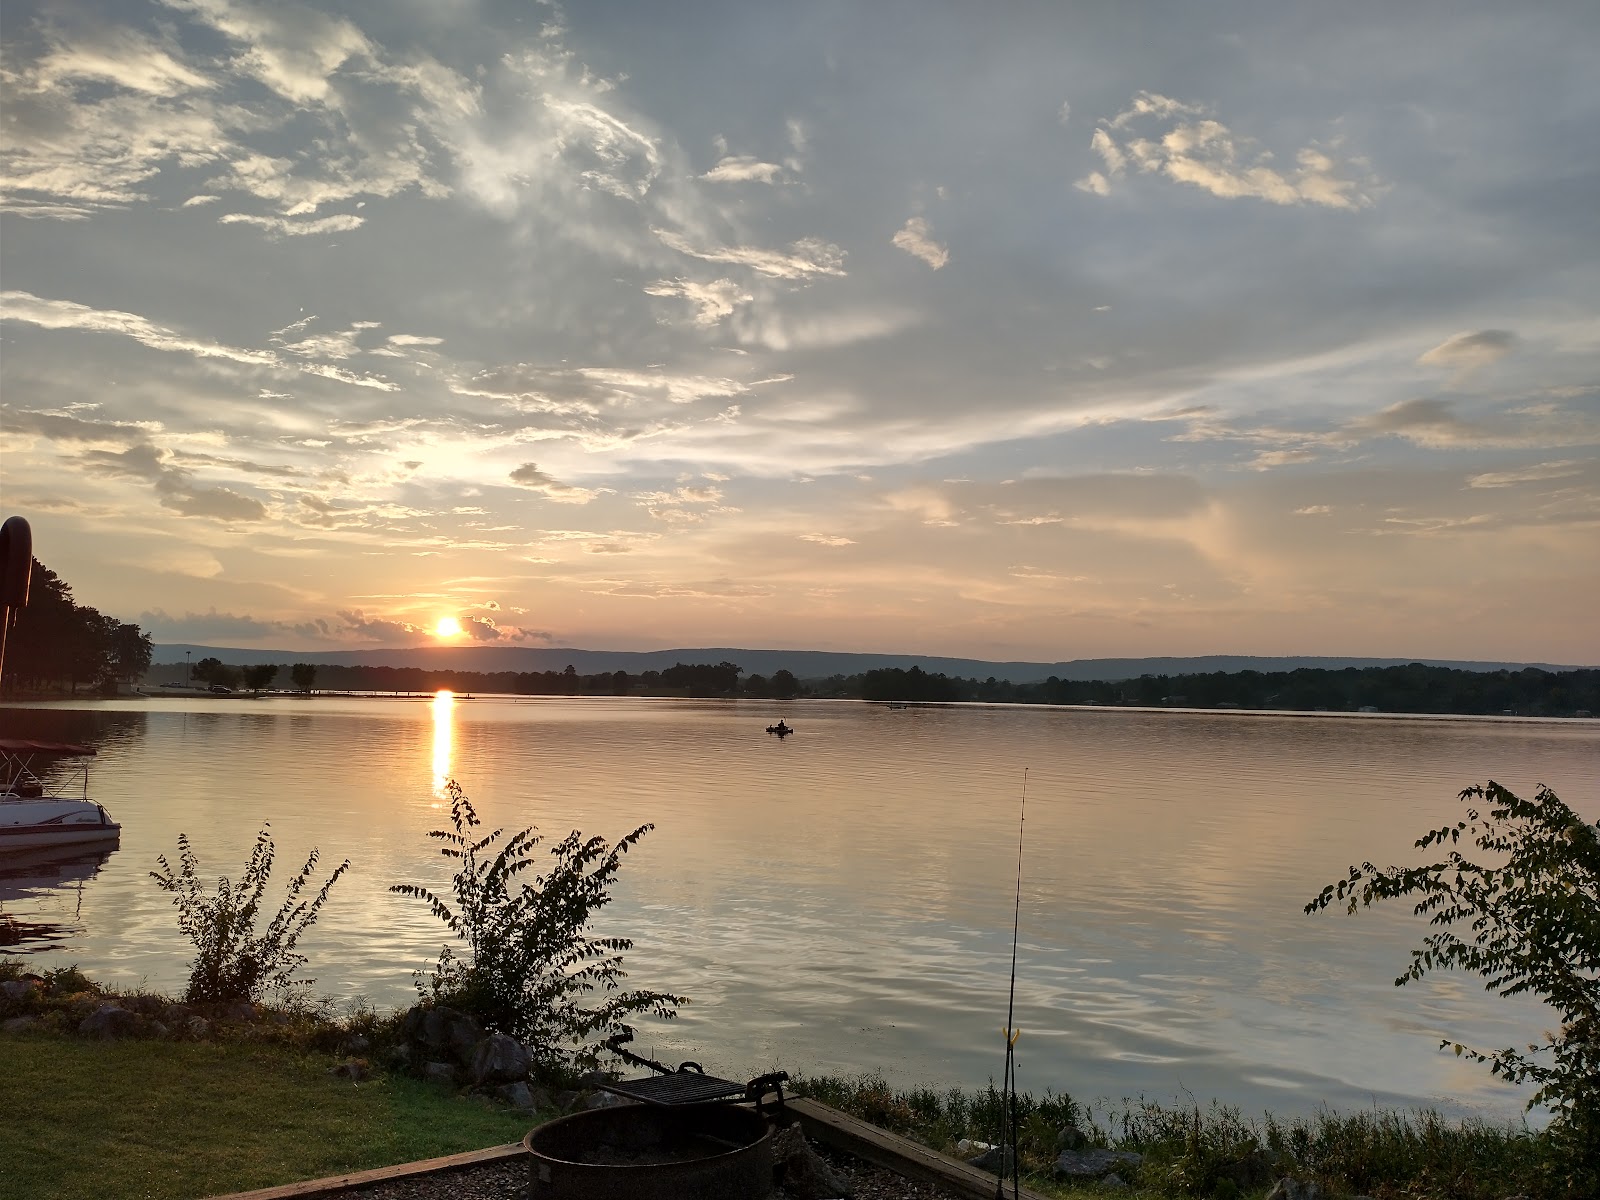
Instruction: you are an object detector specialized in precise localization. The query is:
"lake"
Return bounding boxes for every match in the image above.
[3,695,1596,1123]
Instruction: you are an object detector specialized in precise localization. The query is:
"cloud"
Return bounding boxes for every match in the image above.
[799,533,855,546]
[1418,330,1517,372]
[218,212,365,236]
[509,462,603,503]
[1246,448,1320,469]
[2,290,277,364]
[701,155,783,183]
[654,229,847,279]
[164,0,375,106]
[644,277,753,327]
[387,333,444,346]
[462,614,502,640]
[891,217,949,270]
[338,608,421,642]
[1293,505,1332,515]
[1077,91,1375,210]
[1351,396,1600,449]
[1467,461,1584,488]
[139,607,304,641]
[31,25,215,96]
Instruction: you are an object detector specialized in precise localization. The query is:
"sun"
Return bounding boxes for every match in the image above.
[434,616,463,639]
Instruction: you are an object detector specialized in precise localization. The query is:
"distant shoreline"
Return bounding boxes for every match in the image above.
[5,690,1595,725]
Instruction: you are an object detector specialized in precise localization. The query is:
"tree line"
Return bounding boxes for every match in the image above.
[1,559,153,695]
[828,662,1598,715]
[150,658,804,699]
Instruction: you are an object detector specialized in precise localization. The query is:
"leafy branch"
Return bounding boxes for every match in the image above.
[391,780,685,1069]
[151,825,349,1004]
[1307,781,1600,1184]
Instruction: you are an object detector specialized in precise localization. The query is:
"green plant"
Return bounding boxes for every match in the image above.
[151,825,349,1004]
[1307,781,1600,1192]
[391,780,685,1068]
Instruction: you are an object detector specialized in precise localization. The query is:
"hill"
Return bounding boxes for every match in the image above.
[149,644,1591,685]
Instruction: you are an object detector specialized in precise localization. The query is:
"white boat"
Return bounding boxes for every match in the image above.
[0,739,120,852]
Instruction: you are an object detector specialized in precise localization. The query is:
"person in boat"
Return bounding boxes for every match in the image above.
[767,720,792,735]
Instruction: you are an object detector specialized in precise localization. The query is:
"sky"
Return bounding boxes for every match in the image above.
[2,0,1597,664]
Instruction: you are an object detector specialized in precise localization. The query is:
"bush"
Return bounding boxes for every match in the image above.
[150,825,349,1004]
[391,780,685,1070]
[1307,781,1600,1193]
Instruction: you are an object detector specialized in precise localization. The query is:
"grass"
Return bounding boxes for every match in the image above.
[791,1073,1573,1200]
[0,1033,535,1200]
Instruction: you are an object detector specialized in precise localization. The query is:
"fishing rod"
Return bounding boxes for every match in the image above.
[997,768,1027,1200]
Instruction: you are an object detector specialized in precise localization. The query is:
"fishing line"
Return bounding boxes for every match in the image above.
[998,768,1027,1200]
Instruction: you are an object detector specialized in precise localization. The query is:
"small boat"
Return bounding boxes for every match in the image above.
[0,739,120,852]
[765,721,793,737]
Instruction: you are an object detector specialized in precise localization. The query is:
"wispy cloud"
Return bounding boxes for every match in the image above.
[891,217,949,270]
[654,229,847,279]
[702,155,783,183]
[1077,90,1376,210]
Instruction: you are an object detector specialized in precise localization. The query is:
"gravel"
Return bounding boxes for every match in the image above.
[346,1142,964,1200]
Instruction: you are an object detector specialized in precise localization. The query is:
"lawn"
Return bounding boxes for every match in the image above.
[0,1033,536,1200]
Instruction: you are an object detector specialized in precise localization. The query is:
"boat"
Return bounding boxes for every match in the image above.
[0,739,120,852]
[765,720,793,737]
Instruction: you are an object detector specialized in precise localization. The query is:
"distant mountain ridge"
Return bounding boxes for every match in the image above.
[150,644,1591,685]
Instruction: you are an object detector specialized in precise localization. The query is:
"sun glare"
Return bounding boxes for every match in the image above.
[435,616,463,638]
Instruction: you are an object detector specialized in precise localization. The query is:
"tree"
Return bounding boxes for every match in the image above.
[1,559,151,695]
[109,623,153,683]
[242,663,279,691]
[610,669,630,696]
[290,663,317,692]
[771,669,799,699]
[391,781,686,1069]
[1307,782,1600,1188]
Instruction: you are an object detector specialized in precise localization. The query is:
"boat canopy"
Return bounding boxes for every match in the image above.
[0,739,96,757]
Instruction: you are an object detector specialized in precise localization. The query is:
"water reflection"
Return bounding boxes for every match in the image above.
[0,695,1594,1122]
[431,690,455,796]
[0,844,118,951]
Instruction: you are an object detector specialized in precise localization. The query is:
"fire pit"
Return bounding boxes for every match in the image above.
[525,1101,774,1200]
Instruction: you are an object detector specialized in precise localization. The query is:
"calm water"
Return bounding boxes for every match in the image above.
[3,696,1596,1122]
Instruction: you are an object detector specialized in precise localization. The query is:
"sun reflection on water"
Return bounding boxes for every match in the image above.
[431,690,454,798]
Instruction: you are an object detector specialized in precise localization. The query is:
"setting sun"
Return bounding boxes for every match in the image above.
[434,616,463,639]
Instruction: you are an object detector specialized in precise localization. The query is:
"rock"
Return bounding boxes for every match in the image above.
[79,1004,140,1040]
[968,1146,1015,1175]
[186,1016,212,1038]
[1101,1174,1130,1191]
[424,1061,457,1085]
[403,1006,484,1064]
[329,1059,370,1082]
[2,1016,41,1034]
[1,979,40,1002]
[123,994,167,1016]
[386,1043,412,1068]
[1265,1179,1323,1200]
[554,1089,582,1112]
[1054,1148,1144,1179]
[578,1069,614,1088]
[582,1090,625,1110]
[148,1020,170,1039]
[497,1081,538,1111]
[224,1000,257,1022]
[470,1033,531,1086]
[771,1123,853,1200]
[1058,1125,1089,1151]
[342,1033,372,1055]
[955,1139,992,1156]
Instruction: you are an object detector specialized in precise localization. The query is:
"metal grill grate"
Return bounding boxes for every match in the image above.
[600,1071,748,1106]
